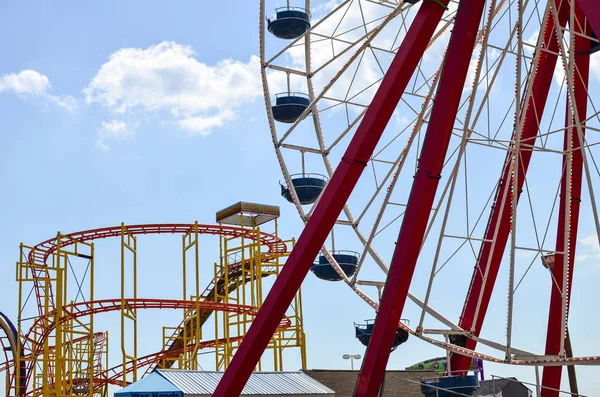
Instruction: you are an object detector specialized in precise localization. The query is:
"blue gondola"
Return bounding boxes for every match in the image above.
[354,319,409,350]
[267,6,311,39]
[421,375,480,397]
[281,173,327,205]
[272,93,310,123]
[310,251,359,281]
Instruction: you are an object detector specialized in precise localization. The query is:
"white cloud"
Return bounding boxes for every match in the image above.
[177,109,235,135]
[84,41,262,134]
[96,140,110,151]
[96,119,139,150]
[465,52,481,92]
[575,234,600,267]
[0,69,50,95]
[99,119,137,138]
[0,70,77,110]
[591,55,600,81]
[523,29,539,56]
[554,56,566,87]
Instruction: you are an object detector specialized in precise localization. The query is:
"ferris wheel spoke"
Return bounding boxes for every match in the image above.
[265,64,307,76]
[275,8,403,147]
[263,0,354,66]
[311,32,372,75]
[354,75,443,277]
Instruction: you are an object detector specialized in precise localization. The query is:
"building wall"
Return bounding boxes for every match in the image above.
[303,370,434,397]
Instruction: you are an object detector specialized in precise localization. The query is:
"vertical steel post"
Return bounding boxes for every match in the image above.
[213,2,450,394]
[354,0,488,393]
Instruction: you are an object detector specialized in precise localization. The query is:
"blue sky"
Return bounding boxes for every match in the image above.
[0,0,384,392]
[1,1,600,396]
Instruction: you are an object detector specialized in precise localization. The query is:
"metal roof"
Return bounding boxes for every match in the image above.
[115,372,181,396]
[156,370,335,395]
[216,201,280,226]
[474,377,532,396]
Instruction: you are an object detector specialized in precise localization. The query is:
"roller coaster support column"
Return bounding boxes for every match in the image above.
[451,1,570,374]
[120,224,138,386]
[213,2,450,395]
[354,0,487,394]
[182,222,202,370]
[541,7,590,396]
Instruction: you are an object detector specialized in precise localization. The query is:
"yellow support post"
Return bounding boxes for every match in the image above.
[213,202,307,372]
[120,224,137,386]
[181,222,202,370]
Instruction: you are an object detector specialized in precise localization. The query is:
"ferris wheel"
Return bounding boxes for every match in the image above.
[213,0,600,396]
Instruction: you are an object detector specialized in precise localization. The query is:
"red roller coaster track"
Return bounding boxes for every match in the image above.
[17,298,290,394]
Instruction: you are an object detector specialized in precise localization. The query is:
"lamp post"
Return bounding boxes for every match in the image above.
[342,354,361,370]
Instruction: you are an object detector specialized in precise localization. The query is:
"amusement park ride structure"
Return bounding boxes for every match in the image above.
[3,0,600,396]
[215,0,600,395]
[0,203,307,397]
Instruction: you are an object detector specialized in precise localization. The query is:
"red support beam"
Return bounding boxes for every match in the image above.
[451,1,570,373]
[576,0,600,35]
[353,0,488,394]
[212,2,451,395]
[541,8,590,397]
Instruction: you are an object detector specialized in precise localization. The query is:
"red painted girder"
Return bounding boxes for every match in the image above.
[212,2,452,395]
[354,0,487,394]
[451,1,570,373]
[541,9,590,397]
[576,0,600,35]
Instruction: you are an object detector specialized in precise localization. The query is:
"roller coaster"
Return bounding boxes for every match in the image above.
[0,203,306,397]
